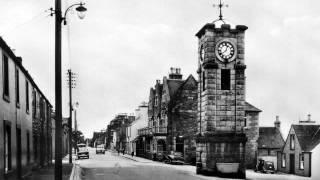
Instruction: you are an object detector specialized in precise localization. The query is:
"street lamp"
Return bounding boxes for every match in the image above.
[62,2,87,25]
[53,1,86,180]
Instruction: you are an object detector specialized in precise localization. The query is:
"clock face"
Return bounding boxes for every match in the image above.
[200,45,205,62]
[216,41,236,62]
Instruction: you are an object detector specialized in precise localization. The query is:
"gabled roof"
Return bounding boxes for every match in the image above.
[167,79,184,98]
[258,127,284,149]
[309,129,320,151]
[245,102,262,112]
[292,125,320,151]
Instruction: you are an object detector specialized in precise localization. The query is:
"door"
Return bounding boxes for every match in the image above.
[16,127,22,179]
[290,154,295,174]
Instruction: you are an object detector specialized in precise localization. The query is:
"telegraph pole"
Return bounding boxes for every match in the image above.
[67,69,73,163]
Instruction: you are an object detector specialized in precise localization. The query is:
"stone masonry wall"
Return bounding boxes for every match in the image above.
[244,112,259,168]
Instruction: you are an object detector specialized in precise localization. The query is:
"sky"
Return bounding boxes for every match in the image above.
[1,0,320,138]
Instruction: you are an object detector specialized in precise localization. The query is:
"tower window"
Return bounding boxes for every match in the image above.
[221,69,230,90]
[202,71,206,91]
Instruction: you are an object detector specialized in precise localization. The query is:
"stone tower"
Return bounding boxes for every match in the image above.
[195,20,248,178]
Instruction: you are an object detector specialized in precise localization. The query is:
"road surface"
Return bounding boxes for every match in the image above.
[72,148,312,180]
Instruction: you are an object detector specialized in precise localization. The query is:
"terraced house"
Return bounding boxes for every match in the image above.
[0,37,53,180]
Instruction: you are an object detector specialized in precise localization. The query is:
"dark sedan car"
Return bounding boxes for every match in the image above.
[255,159,275,174]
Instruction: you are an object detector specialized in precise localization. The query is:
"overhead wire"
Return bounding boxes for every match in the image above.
[1,10,49,37]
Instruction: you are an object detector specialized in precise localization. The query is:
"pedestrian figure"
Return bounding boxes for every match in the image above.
[131,151,134,157]
[122,149,125,155]
[117,148,120,155]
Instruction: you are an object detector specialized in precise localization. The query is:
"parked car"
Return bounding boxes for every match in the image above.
[254,159,275,174]
[96,144,105,154]
[163,152,184,165]
[77,143,89,159]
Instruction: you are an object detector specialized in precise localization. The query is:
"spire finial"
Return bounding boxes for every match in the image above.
[213,0,228,20]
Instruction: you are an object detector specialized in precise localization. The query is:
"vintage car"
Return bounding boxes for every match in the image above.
[77,143,89,159]
[254,159,275,174]
[96,144,105,154]
[163,152,184,165]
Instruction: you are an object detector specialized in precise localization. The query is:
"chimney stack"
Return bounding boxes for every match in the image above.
[274,115,280,129]
[299,114,316,124]
[308,114,311,121]
[168,67,182,80]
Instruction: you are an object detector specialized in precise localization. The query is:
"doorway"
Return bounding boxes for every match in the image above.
[16,127,22,178]
[290,154,295,174]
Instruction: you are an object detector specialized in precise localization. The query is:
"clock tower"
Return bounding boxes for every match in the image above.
[195,2,248,178]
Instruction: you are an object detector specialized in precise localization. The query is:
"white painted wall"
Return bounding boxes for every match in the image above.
[312,144,320,180]
[128,103,148,153]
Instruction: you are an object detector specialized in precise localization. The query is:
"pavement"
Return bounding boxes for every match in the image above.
[23,155,74,180]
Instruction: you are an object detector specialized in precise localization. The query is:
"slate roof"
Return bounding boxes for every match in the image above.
[258,127,285,149]
[292,125,320,151]
[245,102,262,112]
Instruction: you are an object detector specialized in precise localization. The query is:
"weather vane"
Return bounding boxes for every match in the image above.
[213,0,228,20]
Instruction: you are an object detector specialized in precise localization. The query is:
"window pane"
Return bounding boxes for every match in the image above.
[3,55,9,96]
[16,69,20,104]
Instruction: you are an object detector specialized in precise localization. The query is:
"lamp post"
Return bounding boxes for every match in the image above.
[73,102,79,146]
[53,1,86,180]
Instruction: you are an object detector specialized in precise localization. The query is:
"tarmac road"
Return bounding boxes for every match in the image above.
[73,148,209,180]
[73,148,313,180]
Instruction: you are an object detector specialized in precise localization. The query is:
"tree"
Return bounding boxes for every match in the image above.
[72,130,85,148]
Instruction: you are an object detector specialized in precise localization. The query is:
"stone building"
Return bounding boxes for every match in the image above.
[0,37,53,180]
[257,116,284,170]
[137,68,198,164]
[195,19,260,178]
[277,115,320,177]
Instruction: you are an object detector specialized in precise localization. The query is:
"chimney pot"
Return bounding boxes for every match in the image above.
[274,115,280,129]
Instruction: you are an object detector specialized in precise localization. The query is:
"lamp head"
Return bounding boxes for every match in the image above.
[76,3,87,19]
